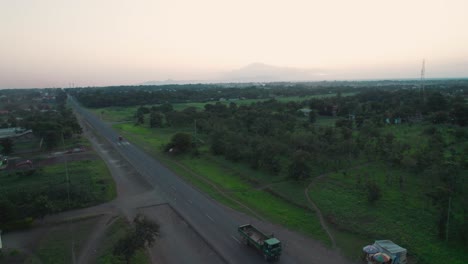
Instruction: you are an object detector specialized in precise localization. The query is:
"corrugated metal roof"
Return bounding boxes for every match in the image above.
[374,240,406,254]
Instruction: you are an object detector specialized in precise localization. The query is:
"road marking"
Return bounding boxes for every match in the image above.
[171,186,176,191]
[187,199,193,204]
[117,142,122,146]
[231,236,241,244]
[123,142,130,145]
[205,214,214,222]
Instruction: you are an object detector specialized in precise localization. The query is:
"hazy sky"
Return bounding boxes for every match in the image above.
[1,0,467,88]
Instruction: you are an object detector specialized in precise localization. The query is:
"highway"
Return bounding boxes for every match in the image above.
[69,97,298,264]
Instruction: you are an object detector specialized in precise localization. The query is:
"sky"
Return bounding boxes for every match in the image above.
[1,0,467,88]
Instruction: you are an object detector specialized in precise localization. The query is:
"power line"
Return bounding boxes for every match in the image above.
[62,130,76,264]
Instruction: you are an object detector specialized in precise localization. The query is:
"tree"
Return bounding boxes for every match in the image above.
[0,138,14,155]
[308,110,317,124]
[136,111,144,125]
[158,103,173,113]
[366,181,382,204]
[426,92,448,112]
[450,103,468,126]
[210,133,225,155]
[44,131,60,149]
[137,106,150,115]
[288,150,311,180]
[166,133,192,154]
[149,111,163,128]
[113,214,160,263]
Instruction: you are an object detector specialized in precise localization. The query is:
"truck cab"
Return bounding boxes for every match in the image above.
[238,224,282,262]
[263,238,282,261]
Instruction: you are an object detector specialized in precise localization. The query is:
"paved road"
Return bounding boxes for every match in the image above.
[69,97,295,264]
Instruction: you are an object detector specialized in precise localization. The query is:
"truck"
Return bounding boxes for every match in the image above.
[372,240,407,264]
[363,240,407,264]
[238,224,282,261]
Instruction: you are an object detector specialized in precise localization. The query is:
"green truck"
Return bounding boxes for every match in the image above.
[238,224,282,261]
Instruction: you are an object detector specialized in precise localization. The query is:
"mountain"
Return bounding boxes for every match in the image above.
[140,63,328,85]
[140,79,205,85]
[221,63,327,82]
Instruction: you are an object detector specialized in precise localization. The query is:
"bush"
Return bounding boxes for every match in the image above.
[165,133,192,154]
[1,217,34,231]
[366,181,382,204]
[113,214,159,263]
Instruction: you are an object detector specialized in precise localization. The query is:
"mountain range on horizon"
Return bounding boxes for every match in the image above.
[140,63,328,85]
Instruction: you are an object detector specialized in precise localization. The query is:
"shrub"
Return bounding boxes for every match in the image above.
[366,181,382,204]
[165,133,192,154]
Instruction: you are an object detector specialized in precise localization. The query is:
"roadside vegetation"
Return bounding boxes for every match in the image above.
[97,215,156,264]
[74,81,468,264]
[0,159,115,230]
[0,88,116,231]
[34,216,101,264]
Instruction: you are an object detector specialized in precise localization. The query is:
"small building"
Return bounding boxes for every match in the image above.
[0,127,33,140]
[298,108,312,117]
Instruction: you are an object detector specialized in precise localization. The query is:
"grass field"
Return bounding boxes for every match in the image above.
[34,216,100,264]
[0,156,116,229]
[309,162,465,264]
[90,92,356,122]
[0,158,115,205]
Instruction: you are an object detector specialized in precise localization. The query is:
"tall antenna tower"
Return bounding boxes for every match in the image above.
[420,59,426,102]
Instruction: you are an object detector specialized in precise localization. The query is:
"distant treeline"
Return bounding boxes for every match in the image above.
[68,80,468,108]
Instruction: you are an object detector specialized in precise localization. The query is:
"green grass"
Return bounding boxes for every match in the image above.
[34,216,100,263]
[89,92,357,117]
[163,154,329,243]
[274,92,357,102]
[96,217,149,264]
[309,162,466,264]
[12,138,41,153]
[314,116,340,127]
[0,158,116,213]
[1,159,115,200]
[90,106,138,122]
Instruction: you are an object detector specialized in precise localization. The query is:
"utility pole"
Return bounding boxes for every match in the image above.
[194,119,197,137]
[420,59,426,102]
[446,196,451,243]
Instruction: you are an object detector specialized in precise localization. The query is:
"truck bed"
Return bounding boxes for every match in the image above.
[239,224,269,245]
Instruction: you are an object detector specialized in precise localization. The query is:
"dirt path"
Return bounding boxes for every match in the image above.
[304,163,370,250]
[76,214,120,264]
[304,173,336,248]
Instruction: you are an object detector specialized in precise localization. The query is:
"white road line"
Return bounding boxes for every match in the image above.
[117,142,122,146]
[187,199,193,204]
[205,214,214,222]
[171,186,176,191]
[231,236,241,244]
